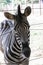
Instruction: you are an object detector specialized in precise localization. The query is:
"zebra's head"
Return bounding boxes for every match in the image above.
[4,5,31,42]
[4,5,31,27]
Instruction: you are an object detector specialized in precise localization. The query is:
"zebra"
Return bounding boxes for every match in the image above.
[0,5,31,65]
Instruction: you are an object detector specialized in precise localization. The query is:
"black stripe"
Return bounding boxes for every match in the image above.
[6,50,26,63]
[15,37,20,47]
[15,35,21,41]
[28,39,30,41]
[28,34,30,37]
[12,44,21,52]
[13,42,21,51]
[6,51,15,62]
[15,34,20,39]
[13,37,21,50]
[12,46,21,54]
[28,31,30,34]
[9,47,20,59]
[19,58,26,64]
[28,32,30,38]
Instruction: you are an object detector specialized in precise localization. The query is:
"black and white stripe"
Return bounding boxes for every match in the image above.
[1,20,30,64]
[4,30,26,63]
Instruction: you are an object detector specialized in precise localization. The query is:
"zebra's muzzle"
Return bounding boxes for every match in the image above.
[22,42,31,58]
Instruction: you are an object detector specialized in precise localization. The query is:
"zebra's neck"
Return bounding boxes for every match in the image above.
[5,30,22,63]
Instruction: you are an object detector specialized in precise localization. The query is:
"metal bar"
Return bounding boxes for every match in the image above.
[0,8,43,12]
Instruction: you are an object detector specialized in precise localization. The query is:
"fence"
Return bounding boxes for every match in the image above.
[0,0,43,15]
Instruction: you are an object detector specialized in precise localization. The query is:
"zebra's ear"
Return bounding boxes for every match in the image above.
[24,6,31,16]
[4,12,16,20]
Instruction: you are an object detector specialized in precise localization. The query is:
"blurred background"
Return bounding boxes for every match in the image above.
[0,0,43,65]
